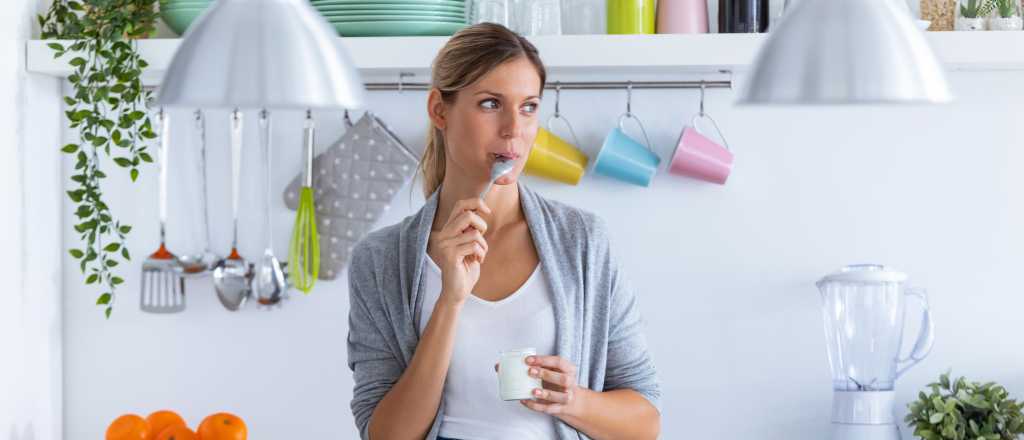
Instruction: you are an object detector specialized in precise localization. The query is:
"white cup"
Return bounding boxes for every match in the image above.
[498,348,542,401]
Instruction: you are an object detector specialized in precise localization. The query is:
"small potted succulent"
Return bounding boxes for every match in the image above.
[956,0,992,30]
[989,0,1023,30]
[906,372,1024,440]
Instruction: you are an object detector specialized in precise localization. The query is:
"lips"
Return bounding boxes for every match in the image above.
[492,152,519,161]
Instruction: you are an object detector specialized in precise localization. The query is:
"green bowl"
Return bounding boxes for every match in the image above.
[314,0,465,5]
[331,20,466,36]
[161,5,210,12]
[326,14,464,22]
[320,10,465,18]
[161,7,205,35]
[315,3,465,12]
[162,1,211,7]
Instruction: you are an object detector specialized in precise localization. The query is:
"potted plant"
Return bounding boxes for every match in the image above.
[37,0,161,318]
[956,0,992,30]
[989,0,1023,30]
[906,372,1024,439]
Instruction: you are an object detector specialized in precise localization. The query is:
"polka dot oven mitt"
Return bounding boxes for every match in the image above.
[283,112,418,280]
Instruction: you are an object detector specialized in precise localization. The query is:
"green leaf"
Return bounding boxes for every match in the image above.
[119,225,132,234]
[139,152,153,163]
[96,293,111,305]
[69,248,84,258]
[105,307,112,319]
[61,143,79,154]
[105,259,118,267]
[113,157,132,167]
[47,42,64,51]
[63,96,76,106]
[930,412,945,424]
[103,243,120,252]
[121,247,130,260]
[130,168,139,182]
[86,273,98,284]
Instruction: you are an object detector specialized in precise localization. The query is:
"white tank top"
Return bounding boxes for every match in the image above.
[418,254,559,440]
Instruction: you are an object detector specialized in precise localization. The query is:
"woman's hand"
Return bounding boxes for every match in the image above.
[430,198,491,306]
[495,355,586,418]
[521,355,585,417]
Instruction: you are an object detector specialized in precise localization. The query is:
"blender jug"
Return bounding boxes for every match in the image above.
[817,264,935,391]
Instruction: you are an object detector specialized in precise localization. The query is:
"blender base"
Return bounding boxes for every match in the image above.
[831,423,901,440]
[830,390,900,440]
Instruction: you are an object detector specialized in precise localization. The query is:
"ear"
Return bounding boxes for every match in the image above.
[427,88,447,130]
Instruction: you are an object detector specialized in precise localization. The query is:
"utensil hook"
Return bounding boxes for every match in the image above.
[398,72,413,94]
[546,82,580,147]
[699,80,706,117]
[690,81,732,152]
[554,81,562,118]
[625,81,633,117]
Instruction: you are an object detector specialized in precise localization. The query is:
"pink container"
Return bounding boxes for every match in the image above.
[657,0,709,34]
[669,124,733,184]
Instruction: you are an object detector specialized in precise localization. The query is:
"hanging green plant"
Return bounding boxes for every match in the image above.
[38,0,163,318]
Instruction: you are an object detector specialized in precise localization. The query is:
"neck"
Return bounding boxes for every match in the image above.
[433,177,523,235]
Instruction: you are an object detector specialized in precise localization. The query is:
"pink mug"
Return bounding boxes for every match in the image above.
[668,114,733,184]
[657,0,709,34]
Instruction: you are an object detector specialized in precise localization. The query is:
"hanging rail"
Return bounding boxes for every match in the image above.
[367,79,732,92]
[144,79,731,94]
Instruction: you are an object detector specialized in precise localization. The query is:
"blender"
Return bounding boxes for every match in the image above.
[817,264,935,440]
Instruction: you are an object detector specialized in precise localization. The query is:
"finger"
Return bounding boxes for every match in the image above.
[529,367,572,389]
[527,356,576,376]
[444,210,488,237]
[449,229,488,254]
[520,399,566,415]
[529,387,574,405]
[448,198,493,225]
[453,242,486,263]
[541,380,566,393]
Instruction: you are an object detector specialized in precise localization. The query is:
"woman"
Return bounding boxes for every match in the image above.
[347,23,661,440]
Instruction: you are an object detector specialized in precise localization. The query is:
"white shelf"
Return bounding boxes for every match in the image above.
[25,32,1024,84]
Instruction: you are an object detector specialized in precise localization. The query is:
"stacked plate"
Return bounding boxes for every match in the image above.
[311,0,468,37]
[161,0,211,36]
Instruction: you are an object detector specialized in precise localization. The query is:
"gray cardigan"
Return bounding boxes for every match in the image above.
[347,182,661,440]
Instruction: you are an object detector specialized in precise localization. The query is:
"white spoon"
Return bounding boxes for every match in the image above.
[479,157,515,200]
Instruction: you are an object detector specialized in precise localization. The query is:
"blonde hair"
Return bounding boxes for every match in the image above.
[419,23,547,198]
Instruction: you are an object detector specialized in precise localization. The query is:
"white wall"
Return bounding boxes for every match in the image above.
[2,1,64,439]
[57,65,1024,438]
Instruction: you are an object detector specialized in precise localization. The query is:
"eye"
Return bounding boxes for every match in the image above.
[479,98,499,110]
[522,102,539,114]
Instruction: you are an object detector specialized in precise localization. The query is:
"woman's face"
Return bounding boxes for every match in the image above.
[429,56,542,188]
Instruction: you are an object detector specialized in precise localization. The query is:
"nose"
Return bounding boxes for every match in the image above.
[498,108,525,140]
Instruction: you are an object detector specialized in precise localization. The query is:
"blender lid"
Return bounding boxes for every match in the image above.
[818,264,908,284]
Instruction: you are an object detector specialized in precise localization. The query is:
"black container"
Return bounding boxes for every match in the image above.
[718,0,770,33]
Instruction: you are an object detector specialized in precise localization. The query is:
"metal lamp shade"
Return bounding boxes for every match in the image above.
[157,0,365,109]
[737,0,952,105]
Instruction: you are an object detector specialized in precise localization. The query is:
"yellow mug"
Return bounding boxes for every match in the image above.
[525,124,589,185]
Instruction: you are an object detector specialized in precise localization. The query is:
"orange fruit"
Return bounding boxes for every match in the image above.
[196,412,246,440]
[154,425,197,440]
[146,410,186,440]
[106,414,150,440]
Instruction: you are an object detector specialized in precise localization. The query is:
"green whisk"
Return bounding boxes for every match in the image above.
[289,110,319,293]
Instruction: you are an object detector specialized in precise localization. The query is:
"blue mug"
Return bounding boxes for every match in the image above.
[593,113,660,186]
